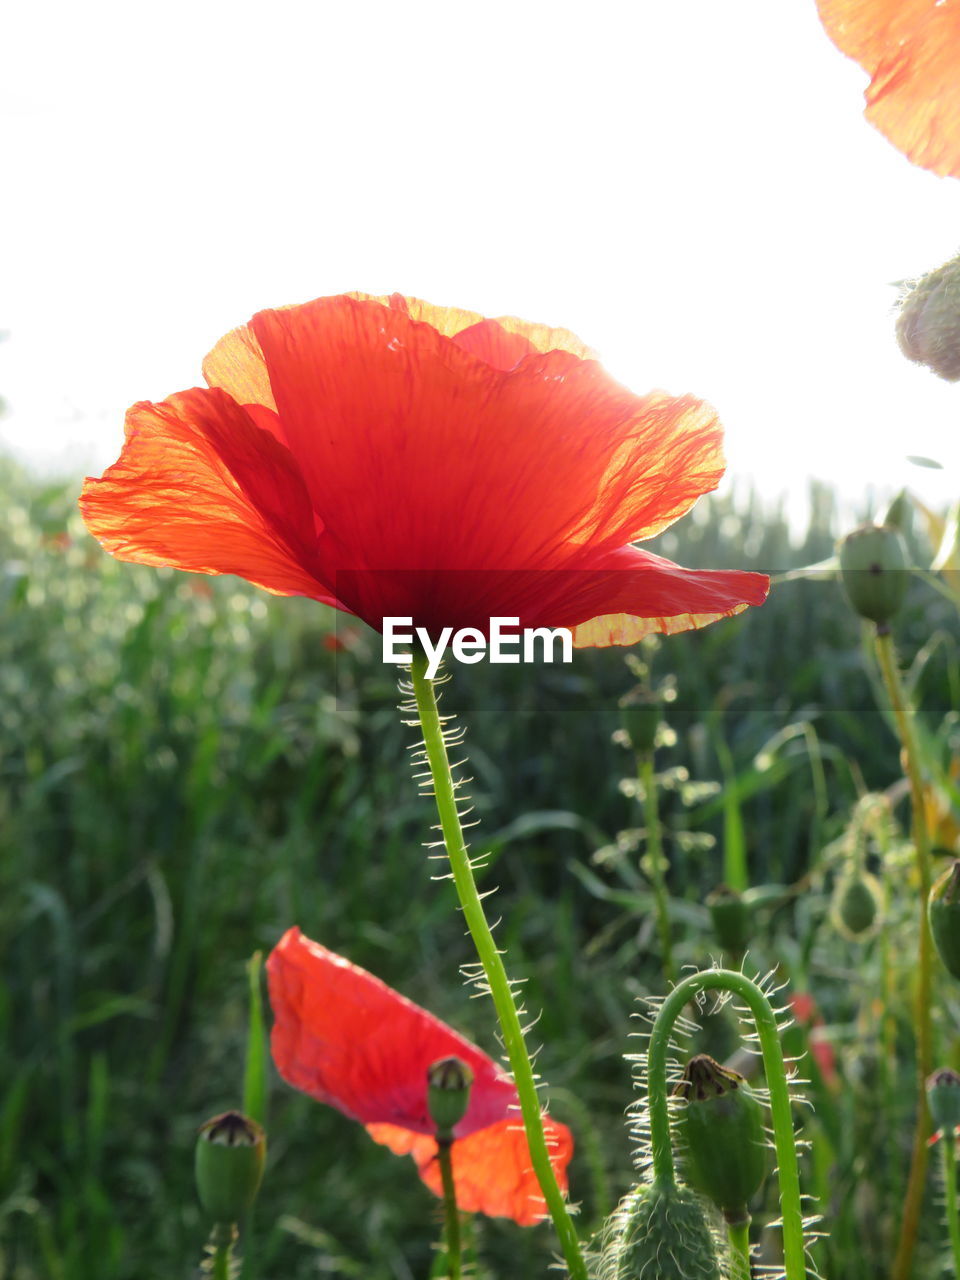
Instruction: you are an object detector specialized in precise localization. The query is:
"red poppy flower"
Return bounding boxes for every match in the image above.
[789,991,839,1089]
[817,0,960,178]
[266,927,573,1225]
[79,293,767,646]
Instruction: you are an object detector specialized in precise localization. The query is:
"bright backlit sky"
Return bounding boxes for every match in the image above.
[4,0,960,529]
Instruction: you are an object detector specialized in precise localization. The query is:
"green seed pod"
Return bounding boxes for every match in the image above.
[674,1055,767,1224]
[195,1111,266,1224]
[831,869,883,939]
[706,885,752,955]
[607,1182,722,1280]
[927,1068,960,1137]
[838,524,909,628]
[929,861,960,980]
[427,1056,473,1138]
[896,255,960,381]
[618,688,661,755]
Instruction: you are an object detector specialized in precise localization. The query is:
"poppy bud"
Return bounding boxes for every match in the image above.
[896,255,960,382]
[674,1054,767,1225]
[831,869,883,939]
[706,885,752,955]
[618,688,661,754]
[927,1069,960,1137]
[928,861,960,980]
[195,1111,266,1224]
[838,524,909,629]
[609,1182,722,1279]
[427,1056,474,1138]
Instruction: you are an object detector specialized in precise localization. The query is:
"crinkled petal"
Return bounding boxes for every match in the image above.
[79,389,340,604]
[366,1116,573,1225]
[267,928,519,1137]
[244,296,726,579]
[565,544,770,646]
[818,0,960,177]
[331,548,768,640]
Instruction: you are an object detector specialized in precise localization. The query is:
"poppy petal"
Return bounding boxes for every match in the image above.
[366,1116,573,1226]
[268,927,523,1136]
[246,297,726,575]
[565,545,770,646]
[266,928,574,1225]
[79,389,340,605]
[84,292,768,638]
[817,0,960,177]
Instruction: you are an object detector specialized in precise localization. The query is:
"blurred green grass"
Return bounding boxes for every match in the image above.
[1,455,958,1278]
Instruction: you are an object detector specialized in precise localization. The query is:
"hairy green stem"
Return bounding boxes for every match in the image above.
[205,1222,237,1279]
[409,654,586,1280]
[876,632,935,1280]
[943,1134,960,1280]
[639,753,675,985]
[437,1139,462,1280]
[645,970,807,1280]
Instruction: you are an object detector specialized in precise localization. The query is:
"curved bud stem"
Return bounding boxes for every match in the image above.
[645,969,808,1280]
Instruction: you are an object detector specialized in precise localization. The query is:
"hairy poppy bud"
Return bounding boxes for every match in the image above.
[831,869,883,939]
[674,1054,767,1225]
[929,861,960,980]
[838,524,909,629]
[607,1182,722,1280]
[195,1111,266,1224]
[618,688,661,754]
[427,1056,473,1138]
[706,885,752,955]
[896,256,960,382]
[927,1068,960,1137]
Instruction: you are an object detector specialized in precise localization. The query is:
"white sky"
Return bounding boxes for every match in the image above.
[3,0,960,530]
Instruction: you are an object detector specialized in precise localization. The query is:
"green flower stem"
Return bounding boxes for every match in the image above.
[875,632,935,1280]
[943,1133,960,1280]
[726,1219,752,1280]
[409,654,586,1280]
[639,753,675,985]
[437,1138,462,1280]
[204,1222,237,1279]
[645,970,806,1280]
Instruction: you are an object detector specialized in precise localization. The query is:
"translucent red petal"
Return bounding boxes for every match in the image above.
[266,928,573,1224]
[817,0,960,177]
[82,293,768,642]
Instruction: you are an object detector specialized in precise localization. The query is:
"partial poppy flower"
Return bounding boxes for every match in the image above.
[816,0,960,178]
[266,926,573,1225]
[79,293,767,647]
[789,991,839,1090]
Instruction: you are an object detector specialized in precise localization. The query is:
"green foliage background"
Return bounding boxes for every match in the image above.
[1,457,959,1278]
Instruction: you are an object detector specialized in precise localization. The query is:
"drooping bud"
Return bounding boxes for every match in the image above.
[928,861,960,980]
[927,1068,960,1137]
[896,255,960,382]
[838,524,909,629]
[603,1182,722,1280]
[674,1055,767,1225]
[618,688,661,755]
[195,1111,266,1224]
[831,868,883,940]
[706,885,752,955]
[427,1056,473,1139]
